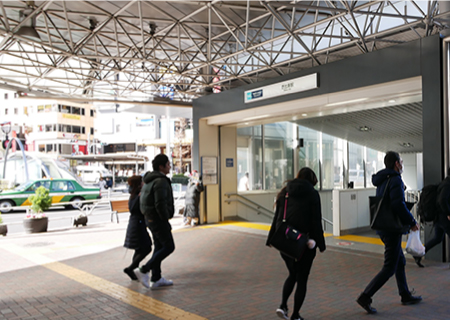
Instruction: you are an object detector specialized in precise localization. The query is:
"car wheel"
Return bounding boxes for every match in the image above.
[0,200,14,213]
[70,197,85,210]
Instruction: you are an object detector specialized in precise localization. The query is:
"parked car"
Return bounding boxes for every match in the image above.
[0,178,101,213]
[76,165,112,184]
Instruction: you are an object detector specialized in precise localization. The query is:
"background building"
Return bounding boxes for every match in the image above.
[0,90,96,156]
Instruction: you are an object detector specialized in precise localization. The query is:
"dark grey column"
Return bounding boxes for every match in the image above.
[421,35,445,261]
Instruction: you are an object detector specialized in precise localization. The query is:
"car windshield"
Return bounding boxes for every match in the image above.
[14,181,35,191]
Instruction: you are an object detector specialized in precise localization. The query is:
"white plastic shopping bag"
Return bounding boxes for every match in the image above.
[406,230,425,257]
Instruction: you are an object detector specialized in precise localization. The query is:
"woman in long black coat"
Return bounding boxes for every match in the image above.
[267,167,326,320]
[123,175,152,280]
[183,177,204,226]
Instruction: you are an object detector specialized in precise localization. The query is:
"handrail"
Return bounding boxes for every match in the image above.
[224,193,275,216]
[322,217,333,227]
[224,198,274,219]
[224,192,333,228]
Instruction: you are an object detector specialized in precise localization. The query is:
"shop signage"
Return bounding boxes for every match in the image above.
[62,114,81,120]
[244,73,318,103]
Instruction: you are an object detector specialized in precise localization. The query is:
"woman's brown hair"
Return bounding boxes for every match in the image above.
[127,175,143,199]
[296,167,318,186]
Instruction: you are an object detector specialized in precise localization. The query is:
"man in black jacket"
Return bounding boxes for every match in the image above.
[357,151,422,314]
[135,154,175,289]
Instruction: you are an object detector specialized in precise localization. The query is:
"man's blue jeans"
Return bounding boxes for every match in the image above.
[363,232,409,297]
[141,220,175,282]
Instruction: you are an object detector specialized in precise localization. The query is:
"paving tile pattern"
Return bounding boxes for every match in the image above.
[1,225,449,319]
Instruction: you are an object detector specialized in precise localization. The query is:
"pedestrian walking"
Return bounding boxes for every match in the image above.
[414,173,450,267]
[357,151,422,314]
[135,154,175,289]
[123,175,152,280]
[267,167,326,320]
[99,177,107,190]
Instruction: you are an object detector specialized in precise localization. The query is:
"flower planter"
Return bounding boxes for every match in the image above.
[73,215,88,227]
[23,217,48,233]
[0,224,7,236]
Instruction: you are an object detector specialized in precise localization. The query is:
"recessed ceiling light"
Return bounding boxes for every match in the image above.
[242,114,269,121]
[302,113,307,116]
[325,98,368,107]
[244,122,249,125]
[358,126,371,132]
[401,142,414,148]
[388,99,396,103]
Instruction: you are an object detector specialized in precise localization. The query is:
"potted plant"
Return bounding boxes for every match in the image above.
[23,186,52,233]
[0,212,7,236]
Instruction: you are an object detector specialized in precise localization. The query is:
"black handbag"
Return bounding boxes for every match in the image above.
[269,193,309,260]
[369,178,410,233]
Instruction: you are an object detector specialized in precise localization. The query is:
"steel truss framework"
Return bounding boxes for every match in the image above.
[0,1,446,103]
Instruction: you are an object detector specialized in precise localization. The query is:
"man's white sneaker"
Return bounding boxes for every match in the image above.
[134,268,150,288]
[150,277,173,289]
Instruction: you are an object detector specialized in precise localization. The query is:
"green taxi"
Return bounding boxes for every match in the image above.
[0,178,101,213]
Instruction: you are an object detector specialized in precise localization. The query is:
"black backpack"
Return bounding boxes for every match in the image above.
[417,184,439,222]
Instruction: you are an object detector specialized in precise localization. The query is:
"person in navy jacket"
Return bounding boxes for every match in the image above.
[357,151,422,314]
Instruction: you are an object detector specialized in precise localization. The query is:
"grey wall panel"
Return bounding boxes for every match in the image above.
[421,35,444,261]
[193,36,426,119]
[193,34,445,261]
[193,35,435,177]
[422,36,444,184]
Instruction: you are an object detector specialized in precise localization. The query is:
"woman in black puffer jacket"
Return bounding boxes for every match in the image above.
[267,167,326,320]
[123,175,152,281]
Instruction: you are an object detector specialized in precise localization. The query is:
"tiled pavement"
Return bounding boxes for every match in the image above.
[0,217,449,320]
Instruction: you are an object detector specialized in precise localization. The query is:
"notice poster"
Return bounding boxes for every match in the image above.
[201,156,217,185]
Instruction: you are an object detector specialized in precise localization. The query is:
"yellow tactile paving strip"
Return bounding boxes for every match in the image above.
[2,220,404,320]
[208,221,407,248]
[44,261,207,320]
[3,242,207,320]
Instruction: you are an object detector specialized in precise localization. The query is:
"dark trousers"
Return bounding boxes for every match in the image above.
[280,249,316,318]
[127,246,152,271]
[363,233,409,297]
[425,214,450,253]
[141,220,175,282]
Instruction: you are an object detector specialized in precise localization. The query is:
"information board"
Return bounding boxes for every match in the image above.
[201,156,218,185]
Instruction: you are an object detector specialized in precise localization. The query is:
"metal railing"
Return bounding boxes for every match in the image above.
[405,190,420,221]
[224,192,333,230]
[3,196,126,225]
[224,193,274,219]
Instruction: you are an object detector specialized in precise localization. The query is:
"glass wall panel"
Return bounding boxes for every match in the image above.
[298,125,320,183]
[264,122,294,190]
[236,121,386,191]
[366,148,385,187]
[237,126,263,191]
[348,142,365,188]
[332,138,346,189]
[322,133,344,189]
